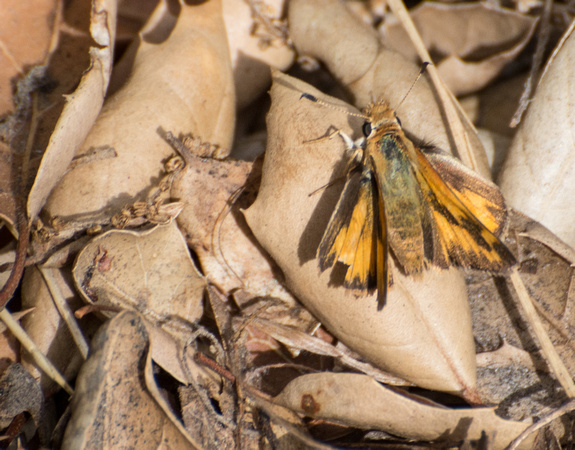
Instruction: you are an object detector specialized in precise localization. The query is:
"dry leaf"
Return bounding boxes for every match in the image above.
[62,311,200,448]
[288,0,492,183]
[499,23,575,248]
[44,0,235,219]
[0,142,17,228]
[0,0,58,117]
[223,0,294,109]
[275,372,534,449]
[0,363,44,434]
[27,0,118,221]
[244,71,478,395]
[171,149,297,303]
[381,2,536,95]
[73,221,206,341]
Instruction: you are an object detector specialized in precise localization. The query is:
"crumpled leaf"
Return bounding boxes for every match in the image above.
[288,0,492,183]
[73,221,205,341]
[0,0,58,117]
[44,0,235,220]
[244,71,478,396]
[171,145,297,303]
[275,372,534,449]
[27,0,118,221]
[499,24,575,248]
[381,2,536,95]
[62,311,200,448]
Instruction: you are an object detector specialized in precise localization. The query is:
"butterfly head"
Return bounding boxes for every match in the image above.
[363,100,403,139]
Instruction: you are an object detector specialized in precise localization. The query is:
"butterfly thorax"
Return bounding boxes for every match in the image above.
[361,101,428,275]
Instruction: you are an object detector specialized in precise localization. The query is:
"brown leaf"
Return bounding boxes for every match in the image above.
[73,222,206,340]
[44,0,235,220]
[0,0,58,117]
[223,0,294,109]
[62,311,200,448]
[499,24,575,248]
[0,363,43,428]
[244,71,478,395]
[27,0,118,221]
[275,372,534,449]
[381,2,536,95]
[172,150,298,303]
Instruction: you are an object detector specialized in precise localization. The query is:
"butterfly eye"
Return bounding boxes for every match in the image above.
[362,122,372,137]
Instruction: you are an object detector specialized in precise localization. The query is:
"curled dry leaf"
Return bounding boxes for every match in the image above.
[73,221,205,341]
[0,0,58,117]
[275,373,533,449]
[171,147,297,303]
[499,24,575,248]
[244,72,477,395]
[381,3,536,96]
[288,0,492,181]
[223,0,294,109]
[62,311,200,448]
[44,0,235,219]
[27,0,118,221]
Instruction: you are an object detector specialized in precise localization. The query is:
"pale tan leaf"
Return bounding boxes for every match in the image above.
[223,0,294,109]
[27,0,119,221]
[73,221,206,340]
[381,3,536,95]
[62,311,200,448]
[44,0,235,220]
[288,0,492,181]
[244,72,478,396]
[275,373,534,449]
[499,23,575,248]
[0,0,58,117]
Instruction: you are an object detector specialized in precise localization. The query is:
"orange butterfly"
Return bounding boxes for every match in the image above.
[303,93,516,309]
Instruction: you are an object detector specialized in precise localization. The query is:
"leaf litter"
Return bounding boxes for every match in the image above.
[0,0,574,448]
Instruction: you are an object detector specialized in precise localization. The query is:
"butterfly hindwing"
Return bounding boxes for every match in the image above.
[317,167,385,294]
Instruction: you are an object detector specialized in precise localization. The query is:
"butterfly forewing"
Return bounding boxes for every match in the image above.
[411,146,515,271]
[422,146,508,237]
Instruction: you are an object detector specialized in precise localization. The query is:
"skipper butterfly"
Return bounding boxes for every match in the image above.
[302,90,516,309]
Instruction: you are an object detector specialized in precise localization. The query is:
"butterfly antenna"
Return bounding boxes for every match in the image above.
[396,62,431,109]
[300,93,368,120]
